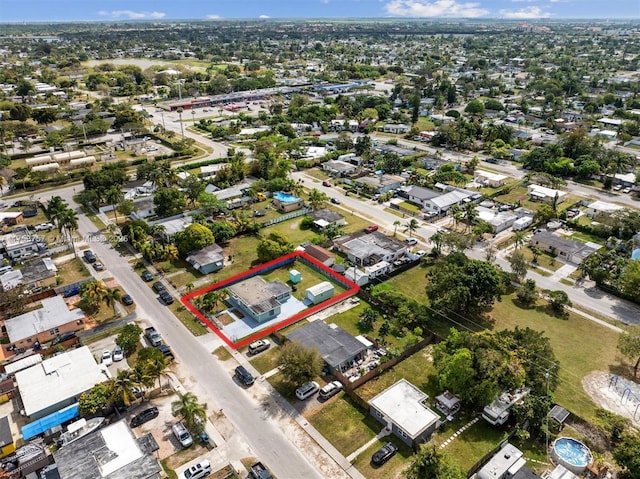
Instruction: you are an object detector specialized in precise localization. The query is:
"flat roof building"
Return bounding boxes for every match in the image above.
[53,419,162,479]
[369,379,440,448]
[15,346,110,419]
[227,276,291,323]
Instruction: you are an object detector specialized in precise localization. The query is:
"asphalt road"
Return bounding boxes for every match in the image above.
[292,171,640,326]
[11,185,328,479]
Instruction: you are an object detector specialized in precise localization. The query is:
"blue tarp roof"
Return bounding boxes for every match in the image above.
[632,249,640,260]
[22,403,79,440]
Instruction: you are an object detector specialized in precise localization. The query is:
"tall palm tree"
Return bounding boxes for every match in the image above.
[403,218,420,238]
[46,196,67,232]
[172,391,208,435]
[514,231,525,249]
[393,220,401,237]
[59,207,79,256]
[143,355,171,391]
[463,202,478,232]
[106,186,124,225]
[108,369,141,408]
[103,287,123,316]
[450,204,462,228]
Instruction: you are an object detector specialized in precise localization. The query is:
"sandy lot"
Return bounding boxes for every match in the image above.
[582,371,640,427]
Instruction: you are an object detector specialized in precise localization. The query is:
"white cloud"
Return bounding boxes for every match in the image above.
[100,10,166,19]
[511,0,538,3]
[384,0,489,18]
[206,14,222,20]
[259,14,271,18]
[499,6,552,18]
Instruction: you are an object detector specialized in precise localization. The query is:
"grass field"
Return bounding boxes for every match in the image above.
[261,260,347,301]
[55,257,92,285]
[248,344,281,374]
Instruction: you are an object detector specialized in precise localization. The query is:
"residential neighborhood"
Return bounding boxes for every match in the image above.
[0,10,639,479]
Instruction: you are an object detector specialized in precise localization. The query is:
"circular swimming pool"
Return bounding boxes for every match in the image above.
[551,437,593,474]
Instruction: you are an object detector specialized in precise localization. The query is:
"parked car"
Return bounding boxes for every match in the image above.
[122,294,134,306]
[112,345,124,362]
[152,281,166,293]
[34,222,54,232]
[404,237,418,246]
[623,187,632,194]
[159,291,174,305]
[322,180,332,187]
[319,381,343,400]
[157,344,175,360]
[414,250,426,258]
[235,365,255,386]
[180,459,212,479]
[172,422,193,448]
[365,224,379,233]
[63,286,80,298]
[83,250,96,263]
[295,381,320,401]
[330,197,341,204]
[93,262,105,271]
[248,339,270,355]
[101,350,113,366]
[141,270,154,282]
[130,406,159,428]
[172,421,194,447]
[371,442,398,466]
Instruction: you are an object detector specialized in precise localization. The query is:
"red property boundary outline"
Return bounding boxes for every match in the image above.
[181,251,360,349]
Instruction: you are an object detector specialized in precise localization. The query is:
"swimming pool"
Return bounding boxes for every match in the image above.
[273,191,302,203]
[551,437,593,474]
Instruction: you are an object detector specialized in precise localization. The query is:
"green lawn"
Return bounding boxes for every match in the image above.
[55,258,92,285]
[433,420,508,472]
[490,296,621,419]
[248,344,281,374]
[261,259,347,301]
[168,302,209,336]
[352,438,414,479]
[308,395,382,456]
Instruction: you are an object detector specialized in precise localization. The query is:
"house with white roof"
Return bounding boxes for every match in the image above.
[586,200,623,218]
[369,379,440,448]
[527,184,567,204]
[475,169,508,188]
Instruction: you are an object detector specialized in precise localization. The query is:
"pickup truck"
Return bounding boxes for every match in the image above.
[248,462,273,479]
[144,326,162,347]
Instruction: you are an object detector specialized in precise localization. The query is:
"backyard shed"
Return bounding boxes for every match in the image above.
[305,281,334,304]
[289,269,302,284]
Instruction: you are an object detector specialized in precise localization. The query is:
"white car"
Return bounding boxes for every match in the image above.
[414,250,427,258]
[101,350,113,366]
[623,187,631,194]
[180,459,212,479]
[112,345,124,362]
[404,238,418,246]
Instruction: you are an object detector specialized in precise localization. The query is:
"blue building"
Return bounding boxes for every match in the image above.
[227,276,291,323]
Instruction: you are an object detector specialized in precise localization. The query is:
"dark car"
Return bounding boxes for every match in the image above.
[235,365,254,386]
[159,291,174,305]
[63,286,80,298]
[122,294,134,306]
[330,197,341,204]
[152,281,166,293]
[322,180,332,187]
[365,224,379,233]
[141,270,154,282]
[156,344,175,360]
[372,442,398,466]
[83,250,96,263]
[130,406,159,428]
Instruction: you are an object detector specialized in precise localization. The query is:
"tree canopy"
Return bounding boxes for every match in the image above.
[278,341,323,386]
[175,223,215,256]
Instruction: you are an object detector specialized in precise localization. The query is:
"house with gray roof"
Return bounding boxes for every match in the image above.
[333,231,407,266]
[401,185,441,209]
[530,231,601,265]
[354,174,406,194]
[227,276,291,323]
[186,243,224,274]
[422,188,480,214]
[286,320,367,374]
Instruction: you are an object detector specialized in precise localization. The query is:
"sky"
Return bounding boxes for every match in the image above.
[1,0,639,22]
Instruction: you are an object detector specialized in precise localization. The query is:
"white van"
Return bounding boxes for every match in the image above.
[295,381,319,401]
[172,422,193,448]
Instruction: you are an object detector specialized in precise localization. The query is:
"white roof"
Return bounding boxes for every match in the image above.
[588,200,623,213]
[306,281,334,296]
[614,172,636,184]
[4,353,42,375]
[0,269,23,290]
[5,296,85,342]
[430,190,473,209]
[99,420,145,476]
[369,379,439,438]
[475,169,508,182]
[15,346,110,417]
[529,184,567,199]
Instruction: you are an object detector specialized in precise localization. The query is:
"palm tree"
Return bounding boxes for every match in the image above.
[103,287,123,316]
[59,207,79,256]
[403,218,420,238]
[462,202,478,232]
[308,188,328,210]
[514,231,525,249]
[172,391,208,435]
[83,280,107,306]
[450,204,462,228]
[393,220,401,237]
[46,196,67,232]
[142,355,171,391]
[149,224,167,243]
[162,244,179,263]
[108,369,141,409]
[106,186,124,225]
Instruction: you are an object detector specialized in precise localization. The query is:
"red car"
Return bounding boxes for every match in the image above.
[365,224,379,233]
[322,180,332,187]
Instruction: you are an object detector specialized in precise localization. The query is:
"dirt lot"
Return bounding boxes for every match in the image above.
[582,371,640,427]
